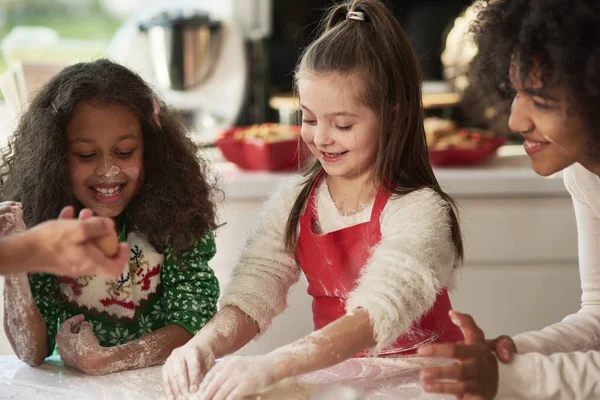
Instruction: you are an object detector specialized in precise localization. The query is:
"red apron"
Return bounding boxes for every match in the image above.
[294,173,463,356]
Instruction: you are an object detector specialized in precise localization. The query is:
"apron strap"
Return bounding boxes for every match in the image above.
[370,185,390,221]
[302,170,325,219]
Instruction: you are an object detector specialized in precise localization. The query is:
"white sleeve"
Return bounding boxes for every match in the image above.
[496,350,600,400]
[218,176,303,334]
[346,189,457,353]
[513,165,600,354]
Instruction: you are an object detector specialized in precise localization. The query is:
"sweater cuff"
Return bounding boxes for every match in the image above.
[218,293,272,336]
[496,354,539,399]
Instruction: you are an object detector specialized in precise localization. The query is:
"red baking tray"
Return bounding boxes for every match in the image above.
[428,136,507,167]
[216,125,311,171]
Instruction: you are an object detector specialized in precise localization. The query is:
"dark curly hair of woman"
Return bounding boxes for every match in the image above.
[0,59,219,254]
[469,0,600,155]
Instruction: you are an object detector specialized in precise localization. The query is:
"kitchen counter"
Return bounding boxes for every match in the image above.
[212,145,567,200]
[0,355,453,399]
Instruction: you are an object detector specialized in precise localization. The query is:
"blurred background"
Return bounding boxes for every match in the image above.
[0,0,490,137]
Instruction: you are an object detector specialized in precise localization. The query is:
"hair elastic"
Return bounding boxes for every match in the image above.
[346,11,365,21]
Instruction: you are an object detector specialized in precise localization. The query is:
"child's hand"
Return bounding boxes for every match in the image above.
[195,355,279,400]
[56,314,109,375]
[417,311,515,400]
[162,340,216,398]
[0,201,26,236]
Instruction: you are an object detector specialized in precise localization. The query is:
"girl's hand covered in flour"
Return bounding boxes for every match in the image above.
[56,314,109,375]
[0,201,26,236]
[163,340,216,399]
[194,355,279,400]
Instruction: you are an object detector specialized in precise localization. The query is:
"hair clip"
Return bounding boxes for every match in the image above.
[346,11,365,21]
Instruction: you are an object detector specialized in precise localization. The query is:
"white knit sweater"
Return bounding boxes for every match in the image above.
[497,162,600,399]
[219,176,456,353]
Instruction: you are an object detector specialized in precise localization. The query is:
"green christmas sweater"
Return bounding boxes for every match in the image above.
[29,222,219,356]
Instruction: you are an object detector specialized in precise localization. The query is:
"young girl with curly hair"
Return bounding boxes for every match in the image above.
[1,59,220,375]
[419,1,600,399]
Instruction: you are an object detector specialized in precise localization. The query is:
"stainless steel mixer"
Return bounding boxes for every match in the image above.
[139,11,223,91]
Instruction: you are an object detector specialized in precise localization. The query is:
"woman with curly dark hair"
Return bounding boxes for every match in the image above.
[1,59,220,376]
[417,0,600,399]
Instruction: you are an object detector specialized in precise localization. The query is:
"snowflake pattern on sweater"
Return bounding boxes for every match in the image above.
[29,224,219,354]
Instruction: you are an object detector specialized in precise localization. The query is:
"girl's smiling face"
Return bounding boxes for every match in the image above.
[298,73,379,182]
[66,99,144,218]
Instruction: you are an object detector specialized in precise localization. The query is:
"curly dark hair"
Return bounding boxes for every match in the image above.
[469,0,600,154]
[0,59,219,254]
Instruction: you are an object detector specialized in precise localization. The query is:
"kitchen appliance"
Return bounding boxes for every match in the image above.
[139,11,223,91]
[108,0,272,143]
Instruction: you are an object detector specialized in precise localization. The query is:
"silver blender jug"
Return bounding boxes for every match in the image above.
[140,11,223,91]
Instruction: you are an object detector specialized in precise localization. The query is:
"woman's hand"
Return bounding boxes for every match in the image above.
[25,206,128,278]
[0,201,26,236]
[194,355,279,400]
[162,340,216,399]
[417,311,517,400]
[55,314,110,375]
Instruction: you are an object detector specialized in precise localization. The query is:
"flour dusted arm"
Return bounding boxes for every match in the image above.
[217,176,304,335]
[56,232,220,376]
[162,177,304,398]
[346,188,457,353]
[4,273,54,366]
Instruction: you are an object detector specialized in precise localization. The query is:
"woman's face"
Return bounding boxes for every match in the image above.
[66,100,144,218]
[508,62,588,176]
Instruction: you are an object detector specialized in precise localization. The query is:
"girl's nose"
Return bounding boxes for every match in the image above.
[314,126,334,147]
[95,157,120,178]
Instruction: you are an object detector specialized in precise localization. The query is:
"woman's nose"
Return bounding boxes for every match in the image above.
[508,95,535,134]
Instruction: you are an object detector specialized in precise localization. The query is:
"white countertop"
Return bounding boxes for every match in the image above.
[0,98,565,202]
[213,145,567,201]
[0,355,452,399]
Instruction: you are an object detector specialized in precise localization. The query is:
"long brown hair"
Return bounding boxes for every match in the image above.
[284,0,463,262]
[0,59,219,254]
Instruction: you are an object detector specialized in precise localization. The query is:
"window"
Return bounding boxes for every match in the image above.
[0,0,124,98]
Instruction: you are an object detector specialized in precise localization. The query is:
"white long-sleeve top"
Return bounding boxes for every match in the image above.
[219,176,457,353]
[497,162,600,399]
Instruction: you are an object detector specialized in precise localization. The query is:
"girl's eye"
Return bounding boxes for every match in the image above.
[77,153,95,160]
[116,151,134,158]
[336,125,353,131]
[302,119,317,126]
